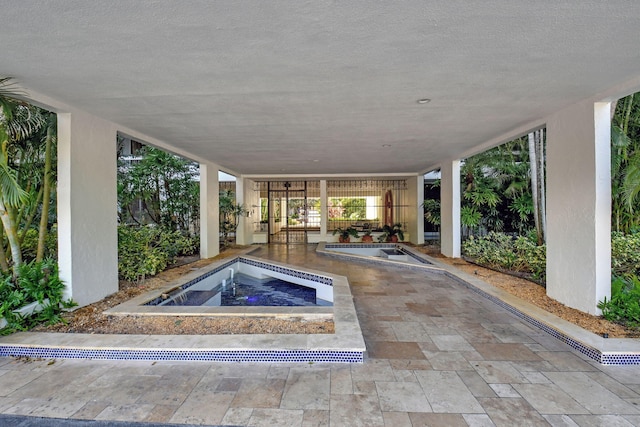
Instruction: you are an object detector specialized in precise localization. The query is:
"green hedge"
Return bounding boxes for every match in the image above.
[117,225,198,282]
[462,232,546,282]
[611,231,640,277]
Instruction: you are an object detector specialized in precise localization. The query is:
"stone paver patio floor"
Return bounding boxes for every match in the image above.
[2,244,640,426]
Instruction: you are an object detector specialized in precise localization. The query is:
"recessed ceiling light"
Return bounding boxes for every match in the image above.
[312,159,319,162]
[417,98,431,104]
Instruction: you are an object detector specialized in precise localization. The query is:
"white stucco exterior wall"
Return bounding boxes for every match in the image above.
[57,111,119,306]
[546,100,611,315]
[440,160,461,258]
[199,162,220,258]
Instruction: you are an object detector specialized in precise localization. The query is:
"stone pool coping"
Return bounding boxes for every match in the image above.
[317,242,640,365]
[0,247,365,363]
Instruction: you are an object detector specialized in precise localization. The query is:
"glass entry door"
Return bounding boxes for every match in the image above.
[268,182,308,244]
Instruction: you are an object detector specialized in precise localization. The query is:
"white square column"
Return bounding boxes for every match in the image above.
[407,175,424,244]
[440,160,461,258]
[199,162,220,258]
[546,100,611,315]
[57,111,118,306]
[320,180,328,237]
[236,177,255,245]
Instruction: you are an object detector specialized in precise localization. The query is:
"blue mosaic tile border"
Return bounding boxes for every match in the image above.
[399,246,433,265]
[239,258,333,286]
[145,257,333,305]
[325,243,396,249]
[601,353,640,365]
[0,346,363,363]
[443,272,640,365]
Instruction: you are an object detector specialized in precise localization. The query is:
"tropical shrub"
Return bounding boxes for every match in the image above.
[117,225,198,282]
[0,259,75,334]
[118,145,199,232]
[598,275,640,327]
[611,231,640,277]
[462,232,546,282]
[21,226,58,262]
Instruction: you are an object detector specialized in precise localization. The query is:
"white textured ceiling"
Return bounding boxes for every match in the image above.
[2,1,640,175]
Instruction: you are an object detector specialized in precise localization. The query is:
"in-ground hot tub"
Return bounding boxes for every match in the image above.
[317,242,442,271]
[108,256,335,320]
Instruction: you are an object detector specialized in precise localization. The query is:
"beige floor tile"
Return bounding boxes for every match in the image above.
[408,412,469,427]
[302,409,329,427]
[543,371,640,415]
[94,403,156,422]
[513,383,589,415]
[281,368,330,410]
[415,370,484,413]
[170,390,235,425]
[472,361,529,384]
[472,343,543,361]
[248,408,304,427]
[382,411,412,427]
[463,413,498,427]
[71,401,110,419]
[330,394,384,427]
[221,407,253,426]
[478,397,549,427]
[230,378,285,408]
[376,381,432,412]
[568,414,636,426]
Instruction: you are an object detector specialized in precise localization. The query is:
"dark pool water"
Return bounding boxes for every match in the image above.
[161,273,330,307]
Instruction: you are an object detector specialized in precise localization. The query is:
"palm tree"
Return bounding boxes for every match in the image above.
[219,189,247,247]
[611,93,640,232]
[528,129,546,245]
[0,77,49,275]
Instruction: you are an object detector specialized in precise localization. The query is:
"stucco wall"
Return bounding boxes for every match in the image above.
[546,100,611,314]
[199,162,220,258]
[57,111,118,306]
[440,160,461,258]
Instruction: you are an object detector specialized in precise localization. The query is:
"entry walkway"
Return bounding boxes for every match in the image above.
[2,244,640,426]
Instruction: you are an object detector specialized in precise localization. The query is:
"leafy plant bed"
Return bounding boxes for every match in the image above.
[0,260,75,334]
[415,245,640,338]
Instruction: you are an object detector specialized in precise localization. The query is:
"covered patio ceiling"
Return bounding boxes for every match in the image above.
[2,1,640,175]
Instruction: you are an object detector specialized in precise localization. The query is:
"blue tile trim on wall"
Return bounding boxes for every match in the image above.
[0,346,363,363]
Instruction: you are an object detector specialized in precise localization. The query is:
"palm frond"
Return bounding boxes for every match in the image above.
[3,105,46,141]
[0,159,27,207]
[623,151,640,210]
